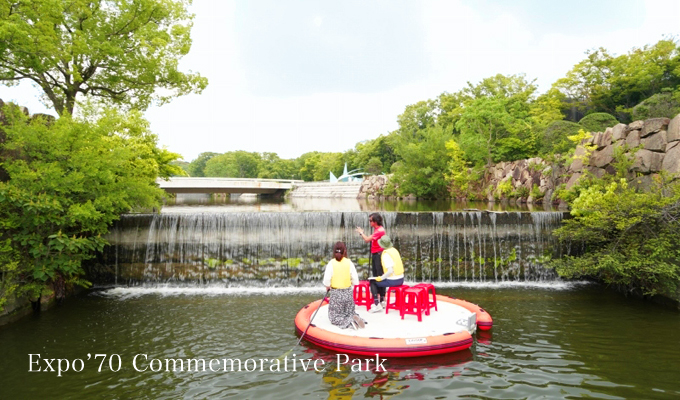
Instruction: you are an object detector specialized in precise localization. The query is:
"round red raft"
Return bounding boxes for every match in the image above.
[294,294,492,358]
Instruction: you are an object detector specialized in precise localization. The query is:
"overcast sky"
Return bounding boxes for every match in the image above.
[3,0,680,161]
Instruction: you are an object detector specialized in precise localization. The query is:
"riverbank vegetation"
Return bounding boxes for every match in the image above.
[185,38,680,196]
[0,0,200,309]
[179,38,680,299]
[0,105,183,309]
[549,146,680,297]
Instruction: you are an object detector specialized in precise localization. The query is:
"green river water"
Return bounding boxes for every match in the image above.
[1,283,678,399]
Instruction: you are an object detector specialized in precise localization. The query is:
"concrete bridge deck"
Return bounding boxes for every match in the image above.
[157,177,303,195]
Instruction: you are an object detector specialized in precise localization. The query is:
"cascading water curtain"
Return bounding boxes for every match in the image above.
[99,211,568,285]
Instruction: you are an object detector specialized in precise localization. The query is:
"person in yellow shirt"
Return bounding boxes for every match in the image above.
[322,241,365,329]
[368,236,405,313]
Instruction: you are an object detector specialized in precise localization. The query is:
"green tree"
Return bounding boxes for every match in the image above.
[0,104,180,305]
[204,151,261,178]
[396,100,439,139]
[188,152,218,177]
[553,48,614,115]
[455,94,535,165]
[257,153,297,179]
[0,0,207,115]
[445,139,476,198]
[365,157,383,175]
[352,134,398,174]
[391,126,452,198]
[554,39,680,120]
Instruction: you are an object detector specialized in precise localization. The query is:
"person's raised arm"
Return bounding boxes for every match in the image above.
[355,226,372,243]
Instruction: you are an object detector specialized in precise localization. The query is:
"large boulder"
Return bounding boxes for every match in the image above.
[641,130,667,152]
[595,127,613,149]
[590,145,614,168]
[627,120,644,131]
[668,114,680,142]
[585,166,606,179]
[667,140,680,153]
[612,123,628,141]
[566,173,582,189]
[568,145,587,172]
[661,141,680,175]
[641,117,670,137]
[633,149,665,173]
[626,130,641,148]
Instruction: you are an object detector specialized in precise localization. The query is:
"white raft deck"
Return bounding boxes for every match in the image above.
[314,301,477,338]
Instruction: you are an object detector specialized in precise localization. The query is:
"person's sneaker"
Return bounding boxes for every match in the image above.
[380,300,386,308]
[369,303,384,313]
[353,314,365,329]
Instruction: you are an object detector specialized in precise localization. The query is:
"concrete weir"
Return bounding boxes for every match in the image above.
[91,211,571,285]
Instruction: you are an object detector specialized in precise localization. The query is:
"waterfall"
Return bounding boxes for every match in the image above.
[95,211,568,285]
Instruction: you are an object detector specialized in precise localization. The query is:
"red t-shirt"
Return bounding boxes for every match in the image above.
[370,227,385,253]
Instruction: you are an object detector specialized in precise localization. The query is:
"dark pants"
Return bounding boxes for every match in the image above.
[370,278,404,304]
[371,252,384,299]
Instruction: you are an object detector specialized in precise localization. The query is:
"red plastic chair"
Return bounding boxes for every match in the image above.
[385,285,409,314]
[401,287,426,322]
[353,281,373,311]
[414,283,438,314]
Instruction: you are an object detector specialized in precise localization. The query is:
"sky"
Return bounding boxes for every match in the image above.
[2,0,680,161]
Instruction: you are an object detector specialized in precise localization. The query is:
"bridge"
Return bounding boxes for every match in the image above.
[157,177,303,196]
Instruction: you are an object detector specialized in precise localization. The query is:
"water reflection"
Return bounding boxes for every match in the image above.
[305,346,475,399]
[162,194,560,213]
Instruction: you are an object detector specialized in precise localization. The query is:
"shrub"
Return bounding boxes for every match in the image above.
[539,120,582,155]
[632,90,680,121]
[578,112,619,133]
[550,177,680,296]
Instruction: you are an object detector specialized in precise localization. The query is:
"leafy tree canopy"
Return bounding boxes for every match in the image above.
[204,151,261,178]
[553,39,680,121]
[0,104,181,305]
[0,0,208,115]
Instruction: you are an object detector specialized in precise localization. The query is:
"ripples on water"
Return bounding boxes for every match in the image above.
[1,283,679,399]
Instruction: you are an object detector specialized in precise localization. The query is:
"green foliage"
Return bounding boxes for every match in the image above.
[554,39,680,121]
[351,135,397,175]
[188,152,218,177]
[257,153,297,179]
[396,100,439,138]
[204,151,261,178]
[445,139,473,197]
[550,177,680,296]
[0,105,176,306]
[453,74,539,165]
[391,126,452,198]
[496,179,513,198]
[0,0,208,116]
[632,90,680,120]
[515,186,530,198]
[530,184,543,200]
[578,112,619,133]
[539,120,583,155]
[365,157,383,175]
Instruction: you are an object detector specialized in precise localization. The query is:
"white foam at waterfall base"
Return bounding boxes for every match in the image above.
[94,280,592,299]
[94,285,328,299]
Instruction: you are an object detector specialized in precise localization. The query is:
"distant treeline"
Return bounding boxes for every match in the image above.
[179,38,680,198]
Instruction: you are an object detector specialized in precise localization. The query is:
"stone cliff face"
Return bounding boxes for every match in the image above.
[358,114,680,204]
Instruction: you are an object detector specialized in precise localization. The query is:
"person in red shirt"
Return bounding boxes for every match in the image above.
[355,213,386,307]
